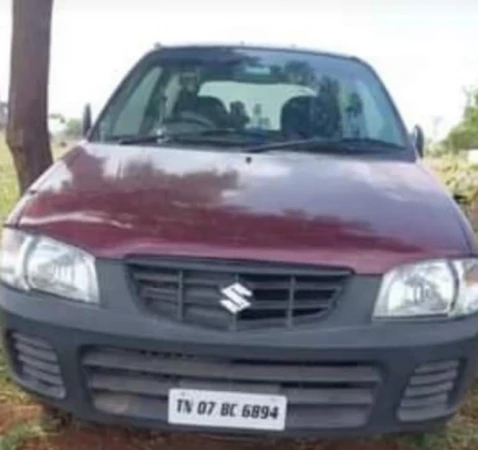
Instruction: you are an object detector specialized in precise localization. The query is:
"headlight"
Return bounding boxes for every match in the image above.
[0,229,99,304]
[0,229,34,290]
[374,259,478,319]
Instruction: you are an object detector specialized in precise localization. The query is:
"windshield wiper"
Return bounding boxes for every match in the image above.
[245,138,353,154]
[115,128,271,146]
[246,137,406,154]
[114,133,406,154]
[116,133,247,147]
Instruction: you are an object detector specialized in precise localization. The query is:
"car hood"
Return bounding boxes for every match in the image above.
[13,143,472,274]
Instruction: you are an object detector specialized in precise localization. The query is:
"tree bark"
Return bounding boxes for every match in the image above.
[6,0,53,194]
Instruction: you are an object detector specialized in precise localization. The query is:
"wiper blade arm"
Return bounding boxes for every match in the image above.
[246,137,406,154]
[246,138,352,154]
[116,128,268,146]
[115,133,404,152]
[115,133,243,147]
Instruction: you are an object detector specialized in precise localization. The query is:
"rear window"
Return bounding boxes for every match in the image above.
[199,82,315,131]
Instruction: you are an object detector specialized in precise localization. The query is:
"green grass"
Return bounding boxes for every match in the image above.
[0,134,29,406]
[0,423,43,450]
[0,134,19,226]
[0,423,36,450]
[0,347,30,406]
[0,415,56,450]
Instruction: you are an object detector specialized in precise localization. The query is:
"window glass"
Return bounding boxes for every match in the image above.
[110,66,162,136]
[199,82,315,130]
[93,47,407,150]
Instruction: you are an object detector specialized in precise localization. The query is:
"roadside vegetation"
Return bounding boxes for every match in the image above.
[1,132,478,449]
[0,138,18,227]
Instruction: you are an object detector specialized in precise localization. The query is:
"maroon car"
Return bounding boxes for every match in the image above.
[1,45,478,437]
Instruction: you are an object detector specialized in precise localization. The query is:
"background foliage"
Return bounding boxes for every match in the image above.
[428,156,478,207]
[445,87,478,152]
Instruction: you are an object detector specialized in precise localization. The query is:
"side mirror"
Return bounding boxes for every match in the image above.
[82,104,92,137]
[411,125,425,157]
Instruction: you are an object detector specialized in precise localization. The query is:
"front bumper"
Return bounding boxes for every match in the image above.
[1,280,478,438]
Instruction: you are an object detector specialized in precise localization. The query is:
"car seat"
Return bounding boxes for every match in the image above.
[281,91,342,139]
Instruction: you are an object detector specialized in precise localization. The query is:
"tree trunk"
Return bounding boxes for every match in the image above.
[6,0,53,194]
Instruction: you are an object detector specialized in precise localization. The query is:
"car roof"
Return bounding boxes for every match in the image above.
[150,42,358,62]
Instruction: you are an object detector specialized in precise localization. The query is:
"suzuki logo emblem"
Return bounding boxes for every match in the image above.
[220,282,252,314]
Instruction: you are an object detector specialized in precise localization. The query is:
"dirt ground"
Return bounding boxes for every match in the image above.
[0,404,407,450]
[20,425,401,450]
[0,405,43,436]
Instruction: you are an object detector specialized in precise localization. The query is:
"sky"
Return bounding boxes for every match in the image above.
[1,0,478,139]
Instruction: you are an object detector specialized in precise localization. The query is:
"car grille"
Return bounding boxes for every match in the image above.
[82,347,381,430]
[7,332,65,399]
[127,257,351,330]
[398,360,460,422]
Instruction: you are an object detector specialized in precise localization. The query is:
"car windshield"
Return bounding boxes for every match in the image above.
[91,47,408,151]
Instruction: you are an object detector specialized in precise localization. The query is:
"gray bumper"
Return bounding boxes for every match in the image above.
[1,271,478,437]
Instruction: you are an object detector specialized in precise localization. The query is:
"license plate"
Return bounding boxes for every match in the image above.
[168,389,287,431]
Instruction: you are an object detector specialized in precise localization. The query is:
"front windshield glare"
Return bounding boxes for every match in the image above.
[92,47,407,150]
